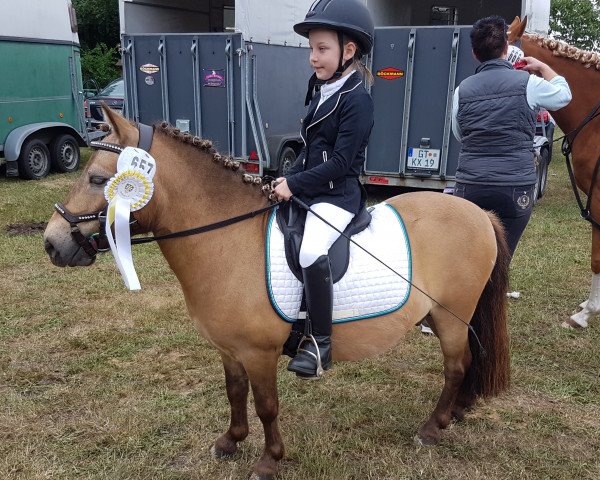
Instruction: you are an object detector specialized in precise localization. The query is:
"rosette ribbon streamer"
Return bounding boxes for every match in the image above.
[104,147,156,290]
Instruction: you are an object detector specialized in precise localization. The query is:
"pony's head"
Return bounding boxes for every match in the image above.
[44,105,267,269]
[43,105,147,267]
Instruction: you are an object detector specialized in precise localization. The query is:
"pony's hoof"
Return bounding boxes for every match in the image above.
[249,473,275,480]
[567,309,590,328]
[562,318,586,329]
[210,444,236,459]
[451,407,466,422]
[413,434,439,447]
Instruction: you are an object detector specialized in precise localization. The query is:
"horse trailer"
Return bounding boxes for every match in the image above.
[0,0,91,180]
[119,0,551,191]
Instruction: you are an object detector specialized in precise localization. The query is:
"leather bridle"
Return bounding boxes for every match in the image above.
[53,123,154,257]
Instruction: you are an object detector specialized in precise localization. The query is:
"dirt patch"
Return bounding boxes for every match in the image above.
[5,222,47,236]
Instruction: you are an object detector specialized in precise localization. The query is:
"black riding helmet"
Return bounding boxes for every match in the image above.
[295,0,375,105]
[294,0,375,56]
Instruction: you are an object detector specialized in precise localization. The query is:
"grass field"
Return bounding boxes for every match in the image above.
[1,146,599,479]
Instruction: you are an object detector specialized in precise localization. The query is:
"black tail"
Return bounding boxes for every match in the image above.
[461,212,511,400]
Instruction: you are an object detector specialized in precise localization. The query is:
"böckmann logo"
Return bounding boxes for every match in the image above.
[376,67,405,80]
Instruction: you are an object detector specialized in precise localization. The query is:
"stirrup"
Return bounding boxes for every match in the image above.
[296,333,325,378]
[288,334,324,380]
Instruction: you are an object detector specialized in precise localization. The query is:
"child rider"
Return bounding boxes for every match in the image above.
[273,0,375,379]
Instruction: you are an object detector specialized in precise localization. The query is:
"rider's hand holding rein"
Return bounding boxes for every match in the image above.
[273,177,293,201]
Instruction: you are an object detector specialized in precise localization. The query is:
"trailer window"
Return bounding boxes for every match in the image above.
[430,6,458,26]
[223,6,235,31]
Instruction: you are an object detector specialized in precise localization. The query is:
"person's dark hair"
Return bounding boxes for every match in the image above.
[470,16,508,62]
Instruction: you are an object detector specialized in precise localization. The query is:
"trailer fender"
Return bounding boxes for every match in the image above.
[4,123,87,162]
[532,134,549,151]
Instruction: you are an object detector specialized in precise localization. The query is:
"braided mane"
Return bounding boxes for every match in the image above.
[154,121,264,187]
[526,34,600,70]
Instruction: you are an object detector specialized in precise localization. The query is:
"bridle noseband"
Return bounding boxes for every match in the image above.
[53,202,107,256]
[53,123,154,257]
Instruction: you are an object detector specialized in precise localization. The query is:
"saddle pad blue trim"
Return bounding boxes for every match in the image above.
[265,203,412,323]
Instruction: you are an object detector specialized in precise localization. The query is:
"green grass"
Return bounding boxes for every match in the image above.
[1,147,600,479]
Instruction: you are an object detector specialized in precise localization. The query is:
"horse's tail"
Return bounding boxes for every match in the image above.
[462,212,511,399]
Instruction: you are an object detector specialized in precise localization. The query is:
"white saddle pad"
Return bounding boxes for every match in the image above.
[266,203,412,323]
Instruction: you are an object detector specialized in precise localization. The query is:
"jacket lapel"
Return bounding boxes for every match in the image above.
[306,74,363,130]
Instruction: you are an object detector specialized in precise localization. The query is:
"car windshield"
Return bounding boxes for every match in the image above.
[99,79,124,97]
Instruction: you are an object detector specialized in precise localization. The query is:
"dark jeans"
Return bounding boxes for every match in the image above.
[454,182,535,257]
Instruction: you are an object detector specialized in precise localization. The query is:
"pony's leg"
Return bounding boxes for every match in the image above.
[566,273,600,328]
[565,229,600,328]
[423,320,473,420]
[450,346,474,422]
[211,353,250,458]
[415,313,470,446]
[245,354,284,480]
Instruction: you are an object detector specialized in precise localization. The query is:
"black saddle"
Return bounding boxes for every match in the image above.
[275,200,372,284]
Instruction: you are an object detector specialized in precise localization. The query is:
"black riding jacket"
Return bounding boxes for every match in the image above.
[286,72,374,215]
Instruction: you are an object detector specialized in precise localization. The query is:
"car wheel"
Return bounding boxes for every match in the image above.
[277,146,297,177]
[50,134,81,173]
[537,147,550,199]
[17,138,51,180]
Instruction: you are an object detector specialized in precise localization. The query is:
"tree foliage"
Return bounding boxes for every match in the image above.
[80,43,121,89]
[73,0,119,50]
[73,0,120,86]
[550,0,600,51]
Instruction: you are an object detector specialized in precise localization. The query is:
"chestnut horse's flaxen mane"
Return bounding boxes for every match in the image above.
[153,121,264,188]
[526,34,600,70]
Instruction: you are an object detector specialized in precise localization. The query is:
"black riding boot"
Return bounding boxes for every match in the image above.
[287,255,333,379]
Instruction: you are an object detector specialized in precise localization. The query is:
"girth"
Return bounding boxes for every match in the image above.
[275,201,372,283]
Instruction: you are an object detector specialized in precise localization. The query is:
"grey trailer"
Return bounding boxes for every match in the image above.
[365,0,551,190]
[120,0,312,177]
[119,0,551,189]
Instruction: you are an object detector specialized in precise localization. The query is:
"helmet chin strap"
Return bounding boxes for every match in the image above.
[304,31,355,106]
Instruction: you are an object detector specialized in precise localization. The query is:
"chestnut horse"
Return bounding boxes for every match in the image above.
[509,17,600,328]
[43,107,510,479]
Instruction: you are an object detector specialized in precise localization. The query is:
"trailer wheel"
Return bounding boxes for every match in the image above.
[277,146,297,177]
[51,134,81,173]
[537,147,550,199]
[17,138,51,180]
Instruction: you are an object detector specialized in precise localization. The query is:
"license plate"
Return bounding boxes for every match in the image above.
[113,108,123,116]
[407,147,440,170]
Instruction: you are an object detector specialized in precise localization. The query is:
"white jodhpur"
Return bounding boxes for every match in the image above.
[565,272,600,328]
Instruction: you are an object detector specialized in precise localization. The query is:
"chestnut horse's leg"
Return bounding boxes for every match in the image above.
[245,353,284,480]
[415,310,470,446]
[211,353,250,458]
[566,227,600,328]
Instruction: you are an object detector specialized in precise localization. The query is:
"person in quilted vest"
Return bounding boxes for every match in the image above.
[452,15,571,257]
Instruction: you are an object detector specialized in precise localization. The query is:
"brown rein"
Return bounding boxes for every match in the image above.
[561,101,600,229]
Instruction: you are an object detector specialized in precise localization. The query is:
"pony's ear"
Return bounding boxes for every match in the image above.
[101,101,137,146]
[507,16,521,35]
[508,15,527,43]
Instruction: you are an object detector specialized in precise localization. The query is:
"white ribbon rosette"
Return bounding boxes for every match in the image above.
[104,147,156,290]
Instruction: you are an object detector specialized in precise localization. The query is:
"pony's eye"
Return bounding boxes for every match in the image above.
[89,175,108,186]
